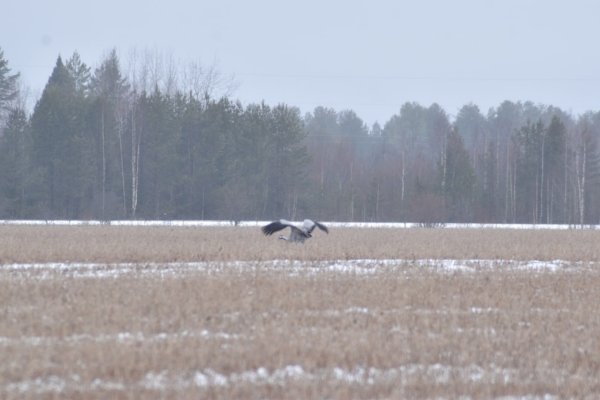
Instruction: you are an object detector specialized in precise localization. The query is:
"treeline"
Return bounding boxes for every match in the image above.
[1,48,600,224]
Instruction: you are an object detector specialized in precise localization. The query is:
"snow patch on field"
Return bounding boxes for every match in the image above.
[0,258,592,280]
[3,364,565,397]
[0,330,240,347]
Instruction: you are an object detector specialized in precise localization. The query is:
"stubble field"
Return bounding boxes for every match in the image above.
[2,225,600,399]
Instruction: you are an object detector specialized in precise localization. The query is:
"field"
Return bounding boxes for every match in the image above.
[2,225,600,399]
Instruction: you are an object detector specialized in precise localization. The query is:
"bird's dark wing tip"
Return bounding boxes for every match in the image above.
[262,221,285,236]
[315,221,329,233]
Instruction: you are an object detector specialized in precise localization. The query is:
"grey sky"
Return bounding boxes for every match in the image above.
[3,0,600,125]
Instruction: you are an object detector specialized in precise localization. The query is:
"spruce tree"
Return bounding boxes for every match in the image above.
[30,56,86,217]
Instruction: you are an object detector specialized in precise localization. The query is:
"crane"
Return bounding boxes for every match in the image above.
[261,219,329,243]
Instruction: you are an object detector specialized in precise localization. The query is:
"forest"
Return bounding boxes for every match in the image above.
[1,48,600,224]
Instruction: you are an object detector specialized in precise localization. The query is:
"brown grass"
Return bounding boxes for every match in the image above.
[2,226,600,398]
[2,225,600,263]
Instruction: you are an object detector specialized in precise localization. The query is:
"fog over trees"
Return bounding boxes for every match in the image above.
[2,48,600,224]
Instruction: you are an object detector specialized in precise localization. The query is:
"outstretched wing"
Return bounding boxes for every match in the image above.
[314,221,329,234]
[303,219,329,234]
[261,220,291,236]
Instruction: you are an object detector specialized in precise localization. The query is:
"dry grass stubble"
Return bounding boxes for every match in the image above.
[2,226,600,398]
[2,225,600,262]
[2,268,600,398]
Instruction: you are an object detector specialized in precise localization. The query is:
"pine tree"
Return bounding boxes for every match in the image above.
[304,107,340,218]
[543,116,566,222]
[265,104,308,219]
[514,119,545,223]
[0,107,31,217]
[443,128,475,221]
[135,88,180,218]
[66,51,91,96]
[0,47,20,122]
[232,102,272,219]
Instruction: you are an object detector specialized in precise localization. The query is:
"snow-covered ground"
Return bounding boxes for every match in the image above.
[0,219,598,230]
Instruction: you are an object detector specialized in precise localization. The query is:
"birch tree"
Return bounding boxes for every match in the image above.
[91,49,130,218]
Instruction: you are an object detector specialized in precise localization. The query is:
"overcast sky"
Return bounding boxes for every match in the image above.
[3,0,600,126]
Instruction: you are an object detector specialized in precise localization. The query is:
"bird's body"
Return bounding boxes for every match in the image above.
[261,219,328,243]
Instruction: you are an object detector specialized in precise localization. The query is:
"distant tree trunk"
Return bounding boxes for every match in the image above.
[497,133,502,220]
[201,188,206,219]
[101,105,106,219]
[505,141,510,222]
[130,103,141,218]
[539,134,545,223]
[511,145,517,222]
[400,149,405,213]
[350,161,354,221]
[440,132,448,194]
[534,168,539,224]
[291,191,298,221]
[261,183,269,218]
[118,114,127,216]
[320,156,325,191]
[375,181,380,221]
[576,141,586,227]
[564,146,569,224]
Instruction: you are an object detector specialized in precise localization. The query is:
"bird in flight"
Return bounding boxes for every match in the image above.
[261,219,329,243]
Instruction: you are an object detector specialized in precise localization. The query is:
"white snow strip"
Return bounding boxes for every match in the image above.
[5,375,67,394]
[0,330,240,347]
[0,219,598,230]
[0,259,593,280]
[3,364,567,394]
